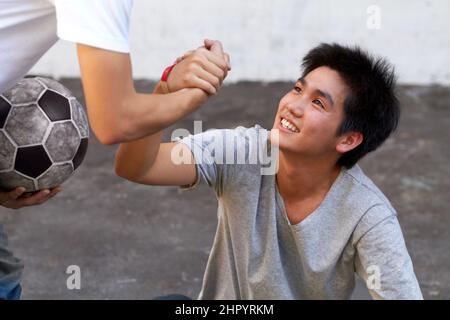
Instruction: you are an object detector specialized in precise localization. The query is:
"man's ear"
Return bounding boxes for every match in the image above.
[336,132,363,154]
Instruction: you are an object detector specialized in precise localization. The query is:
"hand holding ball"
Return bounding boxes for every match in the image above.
[0,77,89,192]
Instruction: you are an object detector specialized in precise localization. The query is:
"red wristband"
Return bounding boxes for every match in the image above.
[161,63,176,82]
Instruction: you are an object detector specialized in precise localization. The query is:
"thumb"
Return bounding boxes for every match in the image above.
[204,39,223,56]
[204,39,231,70]
[0,187,25,203]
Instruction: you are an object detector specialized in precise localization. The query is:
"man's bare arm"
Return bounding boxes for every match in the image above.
[114,40,229,186]
[114,82,198,186]
[77,43,228,145]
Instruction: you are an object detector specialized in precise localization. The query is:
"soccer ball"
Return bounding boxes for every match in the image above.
[0,77,89,192]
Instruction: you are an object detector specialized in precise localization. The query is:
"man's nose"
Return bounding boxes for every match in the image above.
[286,100,304,117]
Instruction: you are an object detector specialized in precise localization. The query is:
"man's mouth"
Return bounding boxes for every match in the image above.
[280,117,300,133]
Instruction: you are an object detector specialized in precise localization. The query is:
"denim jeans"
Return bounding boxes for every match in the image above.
[0,224,24,300]
[0,282,22,300]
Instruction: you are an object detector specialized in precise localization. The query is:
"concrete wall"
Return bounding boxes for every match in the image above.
[31,0,450,85]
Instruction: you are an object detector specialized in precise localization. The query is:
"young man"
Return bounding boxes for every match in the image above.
[115,43,423,299]
[0,0,229,299]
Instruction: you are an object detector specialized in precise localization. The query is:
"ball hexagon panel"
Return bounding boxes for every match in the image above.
[36,77,74,98]
[73,138,88,170]
[15,145,52,178]
[0,171,35,192]
[45,121,80,162]
[0,96,12,128]
[70,99,89,138]
[5,104,50,146]
[38,90,71,121]
[0,131,16,170]
[2,78,45,104]
[37,163,73,190]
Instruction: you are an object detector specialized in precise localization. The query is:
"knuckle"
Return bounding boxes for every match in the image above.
[190,62,202,73]
[187,61,197,70]
[183,74,192,83]
[194,48,205,57]
[189,55,199,63]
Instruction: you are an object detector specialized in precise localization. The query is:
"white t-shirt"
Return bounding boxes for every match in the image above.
[0,0,133,94]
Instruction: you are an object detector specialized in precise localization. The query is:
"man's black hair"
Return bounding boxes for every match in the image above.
[301,43,400,168]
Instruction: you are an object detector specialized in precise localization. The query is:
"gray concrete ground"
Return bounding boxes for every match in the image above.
[0,79,449,300]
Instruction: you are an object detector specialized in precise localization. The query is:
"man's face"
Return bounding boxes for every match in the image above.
[271,66,351,159]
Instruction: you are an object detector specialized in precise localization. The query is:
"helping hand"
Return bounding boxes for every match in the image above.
[166,39,231,95]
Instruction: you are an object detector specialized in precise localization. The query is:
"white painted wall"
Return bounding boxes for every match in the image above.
[31,0,450,85]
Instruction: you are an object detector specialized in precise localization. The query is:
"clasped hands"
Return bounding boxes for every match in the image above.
[163,39,231,97]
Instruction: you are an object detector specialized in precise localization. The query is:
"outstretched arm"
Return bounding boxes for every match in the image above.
[114,82,198,186]
[77,40,229,145]
[115,40,229,186]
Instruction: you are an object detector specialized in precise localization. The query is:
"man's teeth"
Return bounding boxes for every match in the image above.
[281,118,299,133]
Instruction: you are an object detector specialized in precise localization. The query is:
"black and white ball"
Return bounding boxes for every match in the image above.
[0,77,89,192]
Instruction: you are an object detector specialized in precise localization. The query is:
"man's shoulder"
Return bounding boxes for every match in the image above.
[334,165,398,241]
[342,164,396,214]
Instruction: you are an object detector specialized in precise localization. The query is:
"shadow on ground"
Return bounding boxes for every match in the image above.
[1,79,449,299]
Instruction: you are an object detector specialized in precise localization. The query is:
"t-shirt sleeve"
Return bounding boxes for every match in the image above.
[53,0,133,53]
[178,125,270,195]
[354,207,423,300]
[178,129,228,195]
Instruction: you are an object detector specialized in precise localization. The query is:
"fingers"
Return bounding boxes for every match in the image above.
[174,50,194,64]
[1,187,62,209]
[45,187,62,201]
[204,39,231,70]
[194,67,221,93]
[186,74,217,95]
[224,53,231,70]
[205,39,224,56]
[17,189,51,206]
[193,58,225,84]
[21,187,61,206]
[202,49,229,72]
[203,39,216,49]
[184,49,227,80]
[0,187,26,204]
[167,40,230,94]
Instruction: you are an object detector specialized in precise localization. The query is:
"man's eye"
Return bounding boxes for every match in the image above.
[313,99,325,109]
[294,86,302,93]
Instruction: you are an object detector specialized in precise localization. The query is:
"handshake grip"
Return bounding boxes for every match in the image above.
[158,39,231,96]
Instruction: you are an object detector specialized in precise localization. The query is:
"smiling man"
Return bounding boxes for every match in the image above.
[114,43,423,299]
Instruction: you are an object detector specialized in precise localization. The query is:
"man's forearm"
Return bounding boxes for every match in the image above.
[77,44,208,145]
[114,82,186,179]
[91,84,207,145]
[123,85,207,141]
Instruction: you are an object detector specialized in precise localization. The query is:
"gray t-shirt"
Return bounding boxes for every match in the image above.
[180,125,422,300]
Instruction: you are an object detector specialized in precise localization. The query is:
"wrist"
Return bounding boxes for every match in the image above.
[154,81,168,94]
[160,63,177,93]
[181,88,209,110]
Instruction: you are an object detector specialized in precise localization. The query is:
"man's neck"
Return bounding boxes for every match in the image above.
[276,151,341,202]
